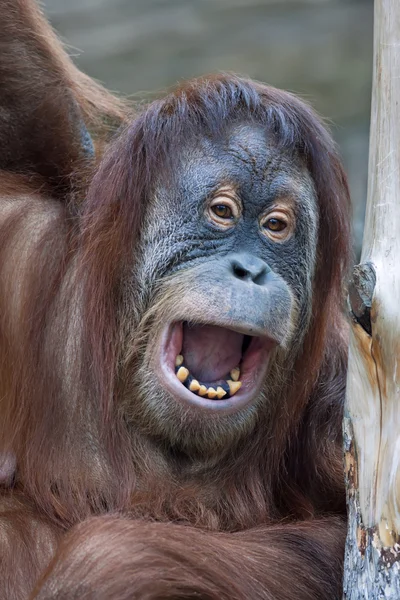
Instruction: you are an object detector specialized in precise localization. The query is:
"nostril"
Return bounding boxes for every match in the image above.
[232,263,251,281]
[229,253,271,285]
[253,269,269,286]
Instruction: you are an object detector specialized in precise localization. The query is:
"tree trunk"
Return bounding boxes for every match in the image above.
[343,0,400,597]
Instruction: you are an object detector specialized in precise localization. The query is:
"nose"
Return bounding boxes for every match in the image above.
[228,253,271,286]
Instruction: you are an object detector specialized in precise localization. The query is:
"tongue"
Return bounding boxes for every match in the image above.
[182,323,243,382]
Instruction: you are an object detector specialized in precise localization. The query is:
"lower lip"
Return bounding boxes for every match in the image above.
[155,322,275,414]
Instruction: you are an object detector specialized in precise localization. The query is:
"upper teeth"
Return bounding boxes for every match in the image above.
[175,356,242,400]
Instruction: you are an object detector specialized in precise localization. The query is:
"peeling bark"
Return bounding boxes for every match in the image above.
[343,0,400,597]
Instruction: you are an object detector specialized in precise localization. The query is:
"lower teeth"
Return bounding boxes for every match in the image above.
[174,356,242,399]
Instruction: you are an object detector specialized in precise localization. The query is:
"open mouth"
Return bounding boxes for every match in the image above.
[157,321,276,413]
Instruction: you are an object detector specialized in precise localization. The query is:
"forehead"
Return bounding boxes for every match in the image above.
[172,122,316,209]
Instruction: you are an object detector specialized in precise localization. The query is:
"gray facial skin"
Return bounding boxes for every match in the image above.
[136,123,318,328]
[122,122,319,452]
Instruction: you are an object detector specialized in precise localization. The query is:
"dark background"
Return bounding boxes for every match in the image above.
[44,0,373,254]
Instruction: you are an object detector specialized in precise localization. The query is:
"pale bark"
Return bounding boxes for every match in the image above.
[343,0,400,597]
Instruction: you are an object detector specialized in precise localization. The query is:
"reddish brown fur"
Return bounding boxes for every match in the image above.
[0,1,351,598]
[33,517,346,600]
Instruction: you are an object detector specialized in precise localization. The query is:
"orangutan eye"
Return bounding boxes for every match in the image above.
[264,218,287,232]
[211,204,233,219]
[260,209,293,241]
[207,195,240,227]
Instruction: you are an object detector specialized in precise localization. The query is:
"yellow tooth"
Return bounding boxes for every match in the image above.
[216,386,227,399]
[189,379,200,392]
[198,385,208,396]
[175,355,184,367]
[176,367,189,382]
[227,380,242,396]
[230,367,240,382]
[207,387,218,399]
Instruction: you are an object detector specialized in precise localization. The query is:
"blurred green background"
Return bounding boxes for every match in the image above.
[44,0,373,255]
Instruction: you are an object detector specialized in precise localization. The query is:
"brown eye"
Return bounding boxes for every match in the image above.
[211,204,234,220]
[264,218,287,232]
[207,194,240,227]
[260,209,293,242]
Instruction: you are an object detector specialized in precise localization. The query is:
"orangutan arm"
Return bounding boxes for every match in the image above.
[0,493,61,600]
[32,516,345,600]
